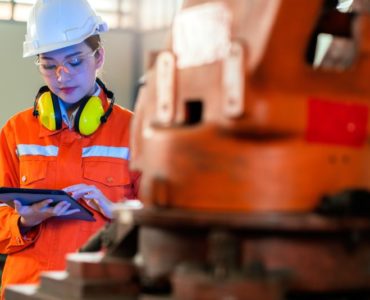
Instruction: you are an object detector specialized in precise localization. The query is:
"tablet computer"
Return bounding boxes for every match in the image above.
[0,187,95,222]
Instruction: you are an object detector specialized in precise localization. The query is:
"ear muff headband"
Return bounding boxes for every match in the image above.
[33,78,115,135]
[96,77,114,123]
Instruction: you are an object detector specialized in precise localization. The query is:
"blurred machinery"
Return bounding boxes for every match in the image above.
[6,0,370,299]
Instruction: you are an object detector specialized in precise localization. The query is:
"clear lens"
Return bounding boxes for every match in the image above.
[35,49,99,77]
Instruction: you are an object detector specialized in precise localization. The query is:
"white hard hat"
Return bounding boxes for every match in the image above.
[23,0,108,57]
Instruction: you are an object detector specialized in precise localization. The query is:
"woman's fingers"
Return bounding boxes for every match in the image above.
[14,197,81,228]
[13,199,22,210]
[63,184,86,192]
[35,199,54,210]
[64,184,105,203]
[52,201,68,214]
[63,208,81,216]
[64,184,94,195]
[52,201,80,216]
[64,183,113,218]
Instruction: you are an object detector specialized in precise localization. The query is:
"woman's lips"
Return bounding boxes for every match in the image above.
[60,87,76,94]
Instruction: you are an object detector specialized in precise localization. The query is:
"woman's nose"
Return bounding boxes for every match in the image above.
[56,65,70,81]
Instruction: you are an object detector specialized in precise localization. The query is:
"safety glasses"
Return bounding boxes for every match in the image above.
[35,48,100,77]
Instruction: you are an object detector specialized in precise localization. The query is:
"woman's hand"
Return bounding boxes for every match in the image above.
[63,184,114,219]
[14,199,80,228]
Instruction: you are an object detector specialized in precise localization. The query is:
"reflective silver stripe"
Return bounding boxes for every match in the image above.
[0,203,8,207]
[82,146,130,160]
[17,144,59,157]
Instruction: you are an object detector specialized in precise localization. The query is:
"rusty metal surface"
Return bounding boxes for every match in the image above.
[137,224,370,294]
[242,237,370,292]
[129,208,370,232]
[172,269,286,300]
[5,285,42,300]
[37,270,138,300]
[66,252,137,282]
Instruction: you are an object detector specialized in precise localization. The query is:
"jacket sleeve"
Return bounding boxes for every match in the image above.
[0,206,40,254]
[0,120,39,254]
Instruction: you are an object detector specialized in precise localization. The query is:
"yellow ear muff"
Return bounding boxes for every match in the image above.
[77,96,105,135]
[37,91,58,131]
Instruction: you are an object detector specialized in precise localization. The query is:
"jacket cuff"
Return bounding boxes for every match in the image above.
[11,215,40,245]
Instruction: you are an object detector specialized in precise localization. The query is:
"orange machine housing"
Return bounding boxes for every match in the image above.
[132,0,370,213]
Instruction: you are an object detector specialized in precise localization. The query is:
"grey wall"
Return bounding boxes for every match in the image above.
[0,21,42,126]
[140,29,170,72]
[0,20,170,127]
[101,30,136,109]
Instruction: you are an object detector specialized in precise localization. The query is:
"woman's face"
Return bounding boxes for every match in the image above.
[38,42,104,104]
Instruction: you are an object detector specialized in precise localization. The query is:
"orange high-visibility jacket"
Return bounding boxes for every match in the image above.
[0,90,139,298]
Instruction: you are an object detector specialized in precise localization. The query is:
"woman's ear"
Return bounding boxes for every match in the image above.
[95,47,105,69]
